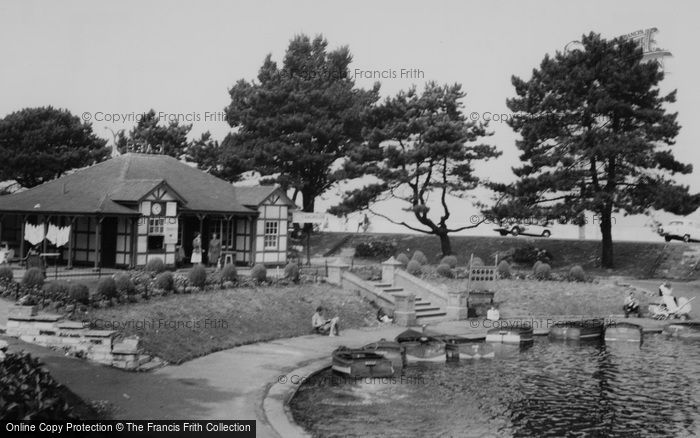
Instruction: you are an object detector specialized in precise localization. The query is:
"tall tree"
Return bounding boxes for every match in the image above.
[495,32,695,268]
[330,82,500,255]
[0,106,110,188]
[115,109,190,158]
[187,132,247,182]
[224,34,380,211]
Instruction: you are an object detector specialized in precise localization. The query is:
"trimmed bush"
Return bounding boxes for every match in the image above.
[145,257,166,274]
[470,256,484,267]
[42,280,70,300]
[251,263,267,283]
[513,245,553,265]
[441,255,458,268]
[68,283,90,305]
[354,240,397,259]
[533,260,543,272]
[0,266,13,282]
[284,262,299,282]
[188,265,207,288]
[22,268,44,289]
[97,277,118,299]
[411,250,428,265]
[534,263,552,280]
[568,265,586,282]
[155,271,174,291]
[114,273,136,296]
[396,253,410,267]
[497,260,511,279]
[221,265,238,283]
[436,263,454,278]
[406,260,422,276]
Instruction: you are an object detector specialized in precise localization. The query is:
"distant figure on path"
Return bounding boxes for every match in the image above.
[312,306,340,336]
[377,307,392,323]
[362,213,370,233]
[208,233,221,267]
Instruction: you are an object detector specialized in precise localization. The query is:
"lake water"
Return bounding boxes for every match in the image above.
[290,335,700,437]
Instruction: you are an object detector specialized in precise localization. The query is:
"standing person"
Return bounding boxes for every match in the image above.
[191,232,202,265]
[362,213,370,233]
[208,233,221,267]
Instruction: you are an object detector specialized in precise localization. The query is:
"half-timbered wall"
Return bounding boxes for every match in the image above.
[254,194,288,265]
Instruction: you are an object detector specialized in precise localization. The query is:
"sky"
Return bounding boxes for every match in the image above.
[1,0,698,240]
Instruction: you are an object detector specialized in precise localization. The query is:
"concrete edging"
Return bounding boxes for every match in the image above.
[262,357,331,438]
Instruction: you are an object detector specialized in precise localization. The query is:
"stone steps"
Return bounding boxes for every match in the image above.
[374,283,447,322]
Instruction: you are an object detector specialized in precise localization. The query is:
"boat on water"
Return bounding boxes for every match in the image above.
[395,329,447,362]
[549,319,605,341]
[663,321,700,340]
[604,322,643,342]
[485,325,534,344]
[331,347,395,378]
[362,339,406,370]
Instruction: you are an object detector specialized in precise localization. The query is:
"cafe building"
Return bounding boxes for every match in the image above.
[0,153,295,269]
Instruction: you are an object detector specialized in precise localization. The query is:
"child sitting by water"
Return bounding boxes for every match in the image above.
[623,292,640,318]
[312,306,340,336]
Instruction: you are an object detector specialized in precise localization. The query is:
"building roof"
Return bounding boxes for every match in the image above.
[0,154,288,216]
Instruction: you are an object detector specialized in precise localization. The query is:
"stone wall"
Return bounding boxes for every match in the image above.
[5,306,158,371]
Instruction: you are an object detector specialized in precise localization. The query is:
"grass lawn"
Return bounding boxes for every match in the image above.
[81,283,378,364]
[436,278,646,317]
[321,232,694,278]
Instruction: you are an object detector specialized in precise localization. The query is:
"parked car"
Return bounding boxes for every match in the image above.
[658,220,700,243]
[494,223,552,238]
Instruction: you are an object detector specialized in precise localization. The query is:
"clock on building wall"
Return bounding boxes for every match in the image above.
[151,203,163,215]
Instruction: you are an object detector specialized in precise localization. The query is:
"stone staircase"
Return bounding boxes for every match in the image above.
[373,282,447,322]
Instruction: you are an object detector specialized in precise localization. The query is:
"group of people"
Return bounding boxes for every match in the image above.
[311,306,395,337]
[175,232,222,267]
[623,282,693,319]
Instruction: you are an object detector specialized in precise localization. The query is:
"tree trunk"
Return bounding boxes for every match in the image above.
[599,206,614,268]
[301,187,316,212]
[437,231,452,256]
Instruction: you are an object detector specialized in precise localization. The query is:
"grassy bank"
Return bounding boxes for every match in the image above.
[322,232,694,278]
[82,283,378,364]
[436,278,642,317]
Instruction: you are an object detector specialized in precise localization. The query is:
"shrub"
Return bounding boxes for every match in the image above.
[441,255,458,268]
[354,240,397,259]
[0,266,13,282]
[221,265,238,283]
[154,271,174,291]
[188,265,207,288]
[0,352,80,420]
[534,263,552,280]
[568,265,586,282]
[411,250,428,265]
[436,263,454,278]
[497,260,511,279]
[114,273,136,296]
[42,280,70,300]
[284,262,299,282]
[513,245,553,265]
[251,263,267,283]
[406,260,422,276]
[470,256,484,267]
[145,257,166,274]
[22,268,44,289]
[396,253,410,267]
[97,277,118,299]
[68,283,90,305]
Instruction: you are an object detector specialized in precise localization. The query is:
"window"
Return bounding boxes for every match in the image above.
[148,217,165,251]
[148,217,165,235]
[264,221,278,249]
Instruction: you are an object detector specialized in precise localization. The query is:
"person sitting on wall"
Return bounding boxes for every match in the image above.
[377,307,393,323]
[312,306,340,336]
[486,305,500,321]
[623,292,640,318]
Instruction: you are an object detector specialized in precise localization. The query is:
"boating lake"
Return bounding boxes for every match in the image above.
[290,335,700,437]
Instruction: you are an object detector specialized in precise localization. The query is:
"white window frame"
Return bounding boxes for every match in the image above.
[148,217,165,235]
[264,221,279,249]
